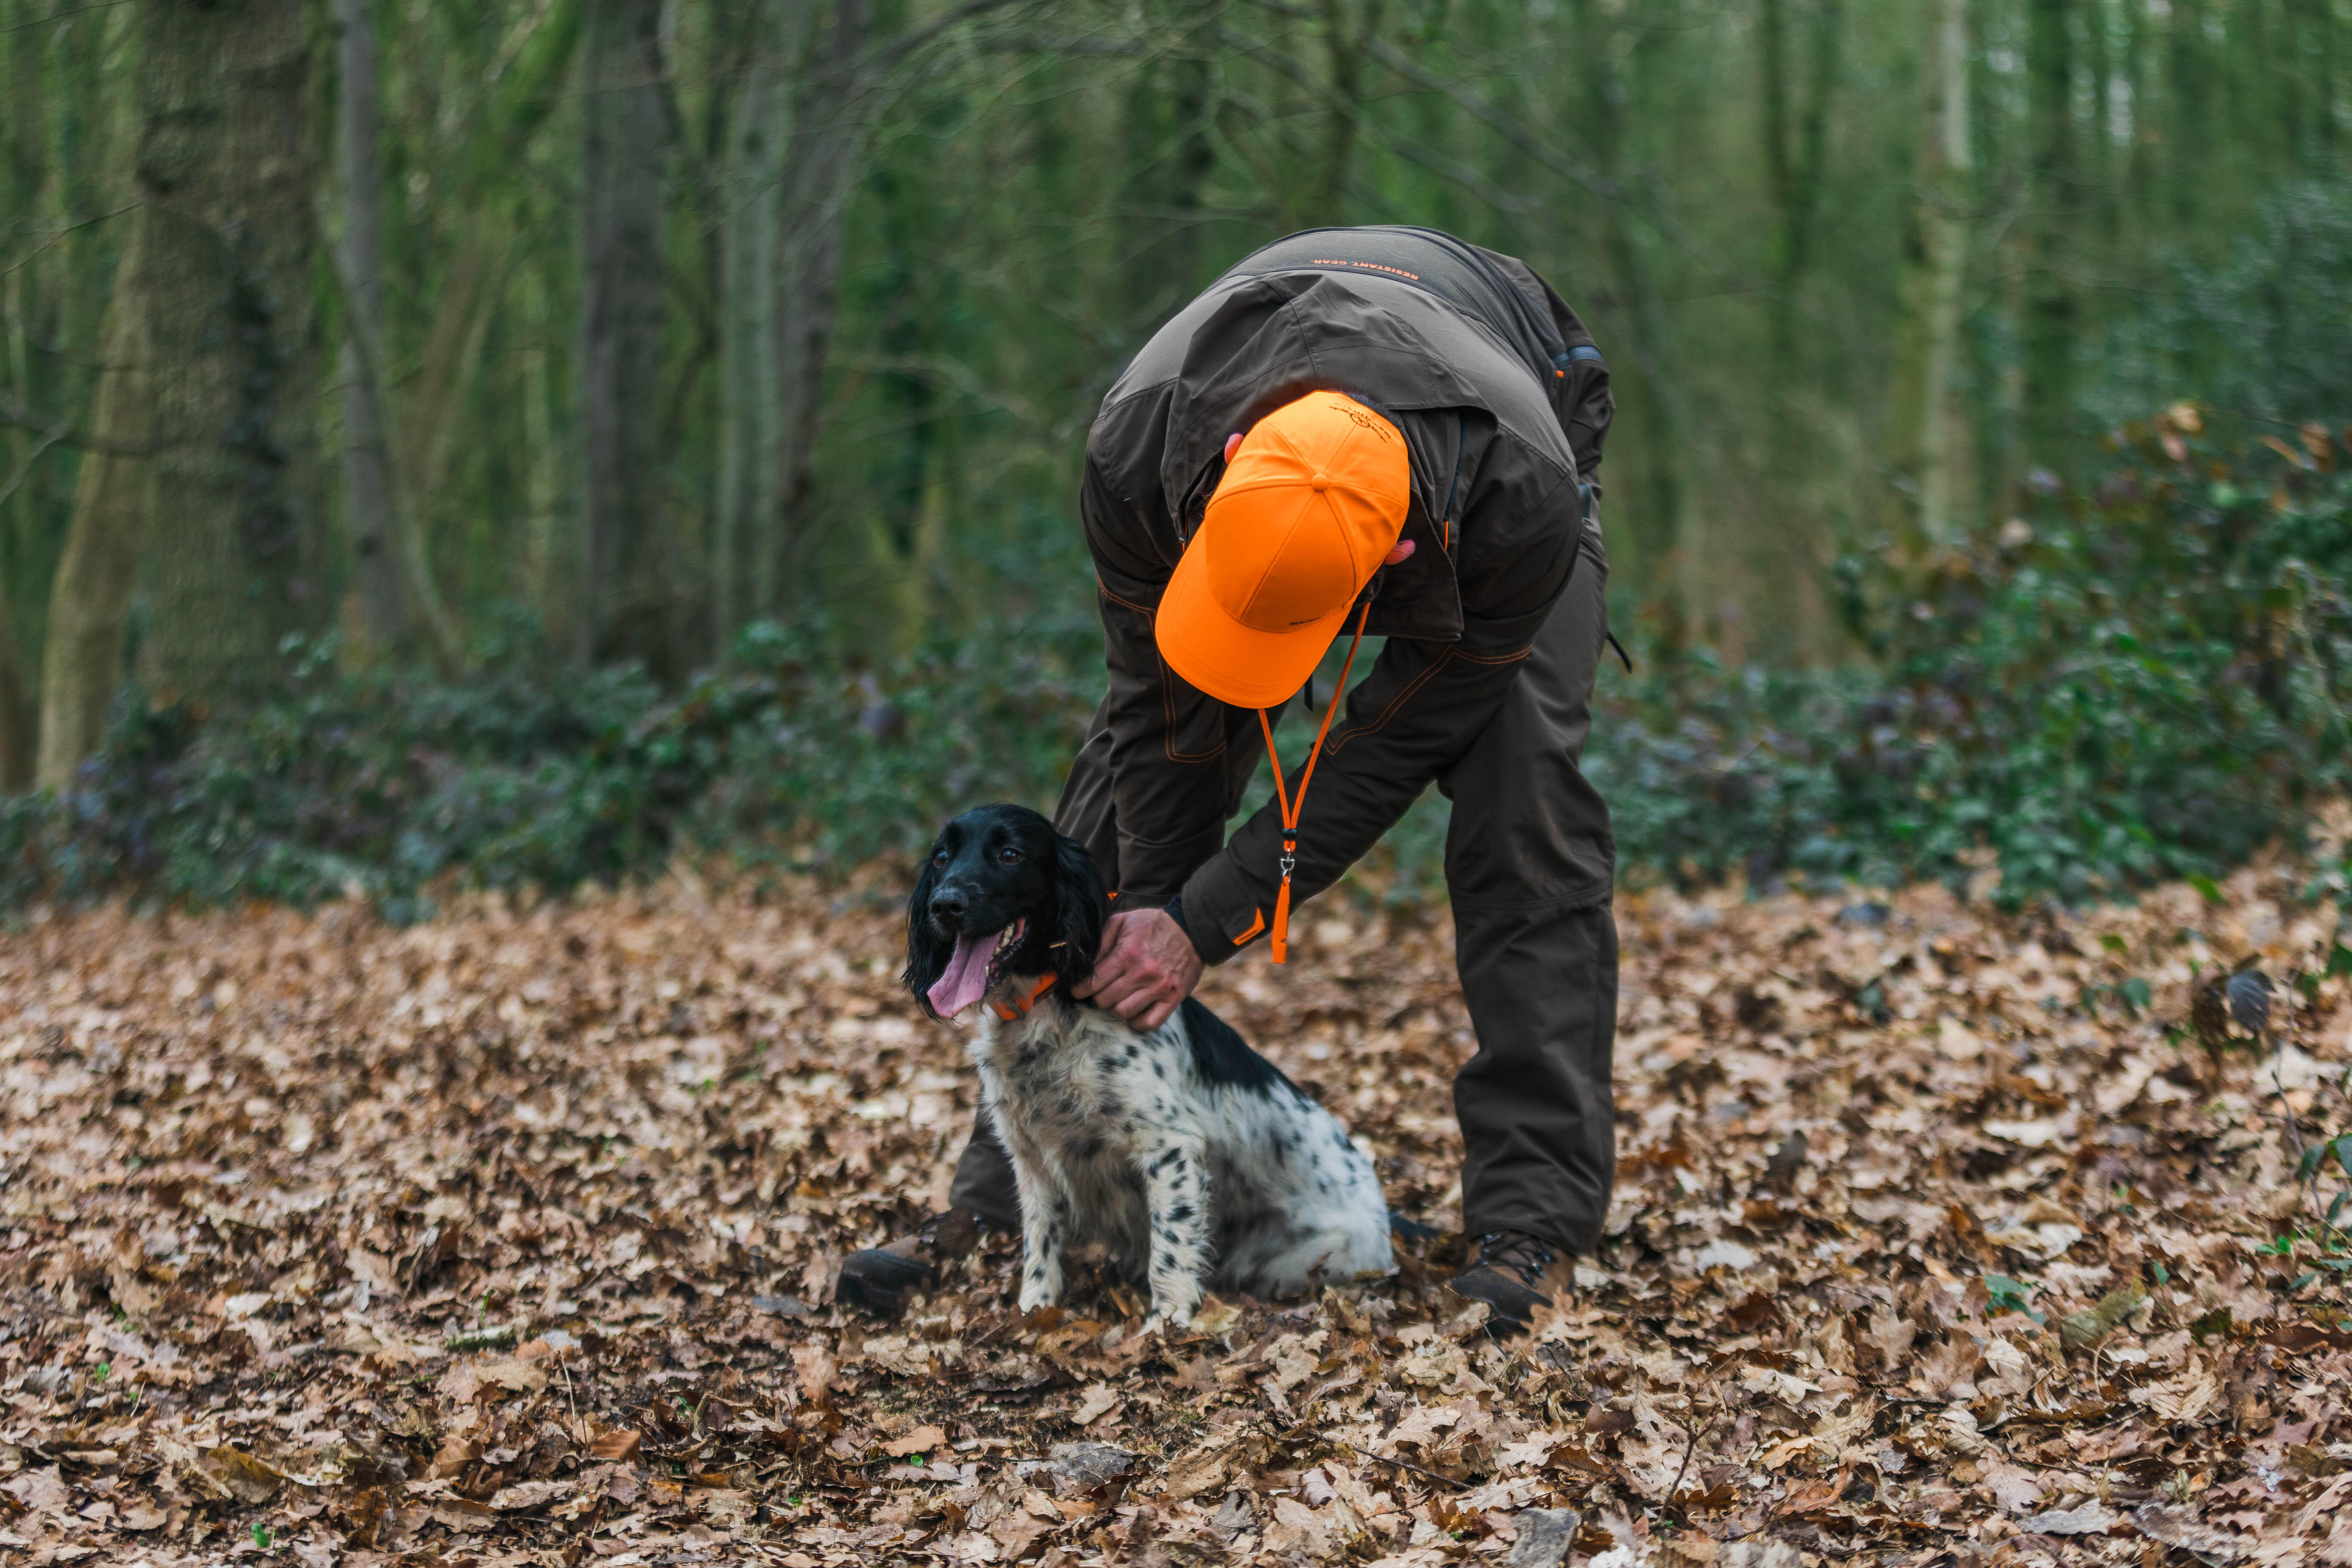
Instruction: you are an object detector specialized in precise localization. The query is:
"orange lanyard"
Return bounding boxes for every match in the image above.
[1256,603,1372,964]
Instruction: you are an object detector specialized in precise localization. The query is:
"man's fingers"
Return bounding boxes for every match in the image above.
[1123,978,1182,1027]
[1102,970,1158,1019]
[1073,913,1150,997]
[1070,947,1133,998]
[1097,966,1174,1023]
[1070,907,1192,1025]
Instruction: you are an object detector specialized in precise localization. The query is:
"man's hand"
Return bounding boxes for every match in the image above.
[1071,908,1203,1032]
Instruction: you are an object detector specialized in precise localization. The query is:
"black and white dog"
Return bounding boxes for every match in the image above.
[907,804,1393,1329]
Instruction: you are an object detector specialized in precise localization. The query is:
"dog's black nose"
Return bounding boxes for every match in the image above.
[929,889,966,928]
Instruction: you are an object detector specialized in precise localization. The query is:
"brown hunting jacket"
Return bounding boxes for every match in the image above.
[1080,226,1614,959]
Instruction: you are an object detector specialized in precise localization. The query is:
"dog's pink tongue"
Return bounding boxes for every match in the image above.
[927,931,996,1017]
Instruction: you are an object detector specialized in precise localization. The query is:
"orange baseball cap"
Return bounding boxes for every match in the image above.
[1156,392,1409,708]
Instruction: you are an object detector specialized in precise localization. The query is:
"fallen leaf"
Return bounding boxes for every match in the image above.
[793,1341,836,1406]
[437,1355,547,1403]
[1046,1440,1136,1495]
[1189,1297,1244,1336]
[199,1446,285,1506]
[2131,1504,2250,1561]
[1164,1433,1246,1501]
[114,1500,167,1531]
[490,1479,578,1513]
[2058,1284,2149,1349]
[2019,1503,2119,1535]
[1505,1507,1581,1568]
[0,1467,69,1514]
[588,1426,642,1462]
[883,1424,949,1458]
[2131,1363,2221,1424]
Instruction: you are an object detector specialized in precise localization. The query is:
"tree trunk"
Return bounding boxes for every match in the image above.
[1759,0,1841,364]
[2167,0,2205,227]
[2023,0,2078,475]
[1562,0,1693,644]
[1889,0,1973,551]
[333,0,413,661]
[576,0,673,669]
[3,0,58,718]
[715,0,796,660]
[1119,0,1218,330]
[1754,0,1842,661]
[400,220,509,527]
[37,214,153,792]
[761,0,867,620]
[1306,0,1380,226]
[2082,0,2115,240]
[136,0,325,703]
[1571,0,1688,647]
[1164,7,1218,299]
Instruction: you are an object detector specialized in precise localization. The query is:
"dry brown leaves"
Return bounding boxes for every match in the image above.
[2,854,2350,1568]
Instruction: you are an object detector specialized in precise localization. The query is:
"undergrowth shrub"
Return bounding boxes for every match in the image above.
[1574,404,2352,904]
[1,404,2346,917]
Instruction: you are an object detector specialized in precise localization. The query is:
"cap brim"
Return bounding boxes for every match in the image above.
[1155,538,1358,709]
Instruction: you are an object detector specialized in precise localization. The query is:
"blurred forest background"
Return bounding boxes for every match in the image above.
[0,0,2349,914]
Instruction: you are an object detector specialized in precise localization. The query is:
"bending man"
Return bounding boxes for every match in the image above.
[841,224,1620,1335]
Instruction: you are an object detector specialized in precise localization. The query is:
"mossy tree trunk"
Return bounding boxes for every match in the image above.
[37,214,152,792]
[332,0,415,662]
[1889,0,1975,553]
[576,0,674,670]
[136,0,326,704]
[2022,0,2079,478]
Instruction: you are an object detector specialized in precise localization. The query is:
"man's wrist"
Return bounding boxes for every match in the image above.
[1158,896,1211,967]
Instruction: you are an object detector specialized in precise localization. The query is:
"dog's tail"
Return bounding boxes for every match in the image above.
[1387,1210,1444,1250]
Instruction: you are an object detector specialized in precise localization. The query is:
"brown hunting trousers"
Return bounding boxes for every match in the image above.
[949,522,1620,1255]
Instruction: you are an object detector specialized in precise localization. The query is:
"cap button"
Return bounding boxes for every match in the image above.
[1310,472,1329,492]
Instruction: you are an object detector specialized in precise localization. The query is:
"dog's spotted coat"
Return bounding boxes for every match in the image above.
[974,986,1392,1328]
[907,804,1393,1329]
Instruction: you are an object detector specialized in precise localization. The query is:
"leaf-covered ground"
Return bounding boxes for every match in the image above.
[3,854,2351,1567]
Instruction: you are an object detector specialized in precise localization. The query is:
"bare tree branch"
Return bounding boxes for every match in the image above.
[0,0,132,37]
[0,201,140,280]
[0,397,153,457]
[864,0,1035,76]
[0,429,66,513]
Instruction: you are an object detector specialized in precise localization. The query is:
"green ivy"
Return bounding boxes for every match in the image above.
[1,410,2347,918]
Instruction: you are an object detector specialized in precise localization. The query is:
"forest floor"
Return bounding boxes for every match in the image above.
[2,856,2351,1568]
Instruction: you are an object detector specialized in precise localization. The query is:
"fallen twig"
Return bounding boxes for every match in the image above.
[1339,1440,1473,1493]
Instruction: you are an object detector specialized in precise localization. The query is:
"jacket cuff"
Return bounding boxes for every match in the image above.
[1178,853,1274,967]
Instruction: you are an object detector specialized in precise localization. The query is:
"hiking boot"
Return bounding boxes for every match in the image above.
[1446,1229,1558,1336]
[836,1208,985,1317]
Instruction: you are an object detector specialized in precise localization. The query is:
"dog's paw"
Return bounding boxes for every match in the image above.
[1017,1286,1058,1314]
[1139,1313,1177,1337]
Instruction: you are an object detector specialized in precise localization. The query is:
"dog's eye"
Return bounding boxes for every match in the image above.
[931,849,949,867]
[997,847,1023,865]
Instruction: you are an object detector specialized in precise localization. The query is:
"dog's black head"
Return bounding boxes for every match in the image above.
[905,804,1107,1020]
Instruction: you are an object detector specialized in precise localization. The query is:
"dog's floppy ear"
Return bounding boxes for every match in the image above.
[1050,831,1109,990]
[903,850,950,1020]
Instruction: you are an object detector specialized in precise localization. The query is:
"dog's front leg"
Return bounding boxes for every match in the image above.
[1005,1133,1073,1314]
[1137,1134,1210,1332]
